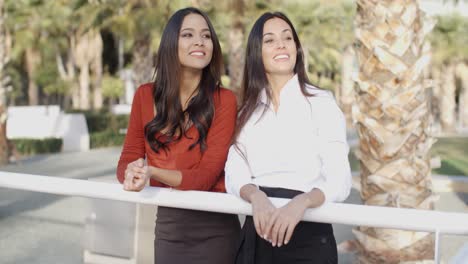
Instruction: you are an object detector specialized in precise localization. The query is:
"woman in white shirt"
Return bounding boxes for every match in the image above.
[225,12,352,264]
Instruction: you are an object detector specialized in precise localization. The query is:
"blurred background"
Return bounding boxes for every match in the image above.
[0,0,467,263]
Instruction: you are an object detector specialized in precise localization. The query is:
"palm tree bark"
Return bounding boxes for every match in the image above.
[0,0,9,165]
[439,63,456,132]
[455,62,468,128]
[92,32,103,110]
[352,0,436,262]
[132,35,153,87]
[25,47,40,105]
[227,0,245,92]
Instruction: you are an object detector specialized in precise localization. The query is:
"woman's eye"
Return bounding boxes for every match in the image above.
[203,34,211,39]
[181,33,192,38]
[264,39,273,44]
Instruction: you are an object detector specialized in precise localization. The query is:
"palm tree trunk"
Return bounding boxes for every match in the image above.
[439,63,456,132]
[352,1,436,262]
[455,62,468,128]
[25,47,40,105]
[227,0,245,92]
[79,63,90,110]
[92,31,103,110]
[340,45,355,126]
[132,35,153,87]
[0,0,9,165]
[430,67,442,130]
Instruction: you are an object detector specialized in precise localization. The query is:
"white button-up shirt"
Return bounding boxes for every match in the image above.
[225,75,351,203]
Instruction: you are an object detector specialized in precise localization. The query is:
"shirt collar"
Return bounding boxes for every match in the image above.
[259,74,301,105]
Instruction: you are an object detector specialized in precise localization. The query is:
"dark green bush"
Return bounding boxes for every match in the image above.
[12,138,62,155]
[65,110,129,148]
[90,130,126,149]
[65,110,129,133]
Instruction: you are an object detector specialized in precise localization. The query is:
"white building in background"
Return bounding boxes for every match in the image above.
[6,105,90,152]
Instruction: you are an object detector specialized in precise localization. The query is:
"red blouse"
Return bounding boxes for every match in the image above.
[117,83,237,193]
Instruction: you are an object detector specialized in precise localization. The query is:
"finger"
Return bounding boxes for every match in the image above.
[253,215,263,238]
[277,221,288,247]
[131,166,146,174]
[136,158,144,167]
[271,219,282,247]
[134,177,146,190]
[123,177,133,191]
[284,222,296,245]
[263,211,278,241]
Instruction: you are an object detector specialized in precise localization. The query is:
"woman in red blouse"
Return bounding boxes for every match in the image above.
[117,7,240,264]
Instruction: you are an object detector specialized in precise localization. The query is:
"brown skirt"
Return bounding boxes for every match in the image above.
[154,206,241,264]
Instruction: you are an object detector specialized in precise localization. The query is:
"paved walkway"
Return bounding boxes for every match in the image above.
[0,147,467,263]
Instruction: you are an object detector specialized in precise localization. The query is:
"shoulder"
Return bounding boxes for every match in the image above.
[135,82,154,98]
[305,84,344,115]
[214,87,238,107]
[305,83,334,99]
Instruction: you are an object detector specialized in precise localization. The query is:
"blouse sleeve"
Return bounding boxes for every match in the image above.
[313,95,352,203]
[176,90,238,191]
[225,142,253,198]
[116,87,146,183]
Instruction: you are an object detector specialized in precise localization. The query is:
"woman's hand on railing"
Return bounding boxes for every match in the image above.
[123,158,149,192]
[264,195,309,247]
[249,190,276,241]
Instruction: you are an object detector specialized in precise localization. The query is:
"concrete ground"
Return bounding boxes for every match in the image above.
[0,147,467,263]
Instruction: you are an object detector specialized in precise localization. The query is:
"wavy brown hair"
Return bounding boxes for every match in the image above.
[145,7,223,153]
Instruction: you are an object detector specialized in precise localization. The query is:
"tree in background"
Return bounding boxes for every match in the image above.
[352,0,437,262]
[0,0,10,164]
[429,14,468,132]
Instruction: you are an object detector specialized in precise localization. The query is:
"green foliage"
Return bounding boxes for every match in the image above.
[12,138,63,155]
[64,109,129,148]
[102,74,124,99]
[34,62,69,95]
[65,110,128,133]
[430,14,468,65]
[90,129,125,148]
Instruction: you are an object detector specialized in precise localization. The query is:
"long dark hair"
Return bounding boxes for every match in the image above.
[236,12,311,139]
[144,7,223,153]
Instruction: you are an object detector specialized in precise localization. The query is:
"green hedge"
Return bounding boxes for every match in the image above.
[66,110,129,133]
[12,138,63,155]
[90,130,126,149]
[66,110,130,148]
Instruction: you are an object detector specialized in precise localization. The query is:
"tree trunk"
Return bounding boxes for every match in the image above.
[92,32,103,110]
[227,0,245,92]
[25,47,40,105]
[439,63,456,132]
[430,67,441,130]
[79,63,90,110]
[352,1,436,263]
[132,35,153,87]
[0,0,9,165]
[455,62,468,128]
[339,45,356,127]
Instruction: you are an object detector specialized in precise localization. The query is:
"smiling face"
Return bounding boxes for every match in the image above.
[261,18,297,77]
[178,13,214,71]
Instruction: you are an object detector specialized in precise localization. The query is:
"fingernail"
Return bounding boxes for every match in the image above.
[272,243,276,247]
[263,234,267,239]
[284,240,289,245]
[278,243,282,247]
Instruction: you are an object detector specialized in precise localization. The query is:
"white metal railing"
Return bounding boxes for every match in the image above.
[1,171,468,263]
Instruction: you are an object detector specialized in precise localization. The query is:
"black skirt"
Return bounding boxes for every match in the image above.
[236,187,338,264]
[154,206,241,264]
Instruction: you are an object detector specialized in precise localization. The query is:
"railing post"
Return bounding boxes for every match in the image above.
[435,229,441,264]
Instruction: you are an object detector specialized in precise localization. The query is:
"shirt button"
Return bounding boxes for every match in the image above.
[320,237,328,244]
